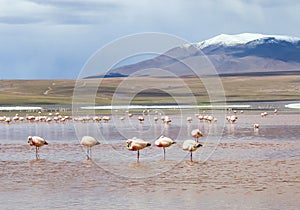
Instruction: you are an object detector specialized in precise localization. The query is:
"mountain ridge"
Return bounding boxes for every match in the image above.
[89,33,300,78]
[195,33,300,49]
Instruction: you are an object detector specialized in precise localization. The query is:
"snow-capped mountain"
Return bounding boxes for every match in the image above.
[89,33,300,78]
[195,33,300,49]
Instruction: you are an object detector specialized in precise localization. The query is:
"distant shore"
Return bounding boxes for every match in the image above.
[1,74,300,107]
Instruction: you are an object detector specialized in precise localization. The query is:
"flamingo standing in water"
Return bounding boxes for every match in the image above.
[191,129,203,142]
[27,136,48,159]
[186,117,193,123]
[126,137,151,162]
[155,135,176,160]
[182,140,203,161]
[80,136,100,160]
[254,123,260,129]
[138,116,145,123]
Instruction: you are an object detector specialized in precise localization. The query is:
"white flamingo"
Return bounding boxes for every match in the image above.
[154,135,176,160]
[206,115,214,123]
[191,129,203,142]
[198,115,204,121]
[102,116,111,122]
[229,115,238,123]
[28,136,48,159]
[126,137,151,162]
[254,123,260,129]
[93,116,101,123]
[80,136,100,160]
[46,117,52,123]
[163,116,171,124]
[138,116,144,123]
[261,112,268,117]
[0,116,6,122]
[5,117,11,124]
[186,117,193,123]
[182,140,203,161]
[13,114,19,122]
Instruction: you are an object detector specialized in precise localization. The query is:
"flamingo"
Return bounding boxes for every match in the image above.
[13,114,19,122]
[126,137,151,162]
[206,115,214,123]
[46,117,52,123]
[186,117,193,123]
[154,135,176,160]
[191,129,203,142]
[80,136,100,160]
[163,116,171,124]
[138,116,145,123]
[53,116,59,122]
[254,123,260,129]
[182,140,203,161]
[261,112,268,117]
[27,136,48,159]
[102,116,111,122]
[93,116,101,123]
[230,115,238,123]
[198,115,204,121]
[0,116,4,122]
[5,117,11,124]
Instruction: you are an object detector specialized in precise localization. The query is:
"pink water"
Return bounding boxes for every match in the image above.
[0,113,299,209]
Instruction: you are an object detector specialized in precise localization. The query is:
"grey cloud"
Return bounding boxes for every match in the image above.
[240,0,300,7]
[0,16,42,24]
[0,0,124,25]
[27,0,123,12]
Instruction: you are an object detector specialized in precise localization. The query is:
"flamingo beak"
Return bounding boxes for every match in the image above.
[126,142,130,148]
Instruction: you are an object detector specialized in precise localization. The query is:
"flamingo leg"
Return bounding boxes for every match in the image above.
[89,147,92,159]
[163,147,166,160]
[36,147,40,159]
[86,147,90,160]
[190,151,193,162]
[137,150,140,162]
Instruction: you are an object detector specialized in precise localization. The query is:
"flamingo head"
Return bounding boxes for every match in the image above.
[126,140,132,148]
[27,136,33,144]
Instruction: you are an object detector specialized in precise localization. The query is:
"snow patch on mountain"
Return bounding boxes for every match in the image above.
[195,33,300,49]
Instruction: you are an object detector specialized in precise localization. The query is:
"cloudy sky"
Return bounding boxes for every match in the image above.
[0,0,299,79]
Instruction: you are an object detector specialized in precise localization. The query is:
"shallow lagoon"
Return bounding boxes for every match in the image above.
[0,111,299,209]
